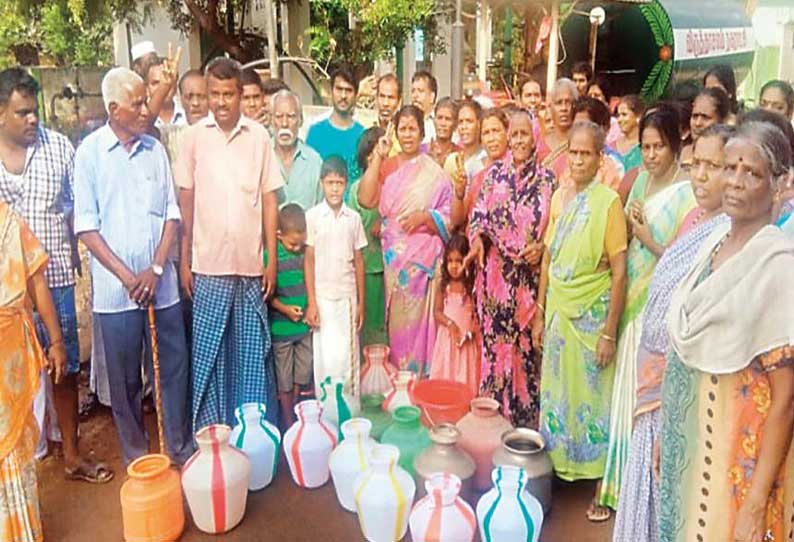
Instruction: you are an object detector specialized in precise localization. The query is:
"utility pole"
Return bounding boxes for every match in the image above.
[263,0,279,78]
[451,0,464,99]
[546,0,560,92]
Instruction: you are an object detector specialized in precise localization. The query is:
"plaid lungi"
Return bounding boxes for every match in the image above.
[191,275,277,431]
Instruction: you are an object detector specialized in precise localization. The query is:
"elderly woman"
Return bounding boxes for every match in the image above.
[538,78,578,179]
[600,104,696,511]
[1,201,66,542]
[358,105,452,372]
[464,109,555,427]
[612,125,734,542]
[450,108,510,230]
[660,121,794,542]
[533,120,627,522]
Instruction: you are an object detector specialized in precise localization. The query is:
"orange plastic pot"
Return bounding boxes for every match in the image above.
[120,454,184,542]
[411,379,474,427]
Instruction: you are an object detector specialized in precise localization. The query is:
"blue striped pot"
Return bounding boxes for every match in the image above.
[476,466,544,542]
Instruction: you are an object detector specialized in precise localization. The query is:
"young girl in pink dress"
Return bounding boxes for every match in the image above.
[430,234,480,396]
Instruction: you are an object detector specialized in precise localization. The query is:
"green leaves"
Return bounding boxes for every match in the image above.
[638,1,674,103]
[640,59,673,103]
[307,0,442,69]
[0,0,113,67]
[639,0,673,47]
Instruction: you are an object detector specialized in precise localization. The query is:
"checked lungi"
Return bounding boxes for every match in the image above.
[191,275,278,431]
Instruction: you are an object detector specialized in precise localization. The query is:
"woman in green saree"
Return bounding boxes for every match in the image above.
[533,120,627,522]
[599,104,696,512]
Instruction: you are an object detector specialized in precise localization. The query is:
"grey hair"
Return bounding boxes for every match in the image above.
[101,67,143,113]
[270,89,303,125]
[731,121,793,186]
[549,77,579,102]
[570,120,606,153]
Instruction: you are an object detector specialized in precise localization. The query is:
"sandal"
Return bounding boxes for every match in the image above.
[586,499,612,523]
[65,459,115,484]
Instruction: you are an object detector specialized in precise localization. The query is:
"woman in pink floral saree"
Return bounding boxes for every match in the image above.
[358,105,452,373]
[466,110,555,426]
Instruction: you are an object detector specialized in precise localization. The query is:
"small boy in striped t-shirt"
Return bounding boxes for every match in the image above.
[268,203,312,428]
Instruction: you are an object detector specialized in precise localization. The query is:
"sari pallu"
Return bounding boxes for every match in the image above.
[599,173,695,509]
[0,203,46,542]
[539,182,618,480]
[660,225,794,542]
[379,154,451,373]
[468,155,554,427]
[633,210,729,416]
[612,211,728,542]
[537,137,568,180]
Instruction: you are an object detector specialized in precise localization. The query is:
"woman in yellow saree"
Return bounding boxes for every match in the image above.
[0,201,66,542]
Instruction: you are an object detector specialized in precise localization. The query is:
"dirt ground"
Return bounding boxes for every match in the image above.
[38,403,614,542]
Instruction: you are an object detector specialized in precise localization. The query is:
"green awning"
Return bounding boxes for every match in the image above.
[561,0,755,102]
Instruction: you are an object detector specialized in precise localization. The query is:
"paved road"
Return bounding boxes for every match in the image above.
[38,408,614,541]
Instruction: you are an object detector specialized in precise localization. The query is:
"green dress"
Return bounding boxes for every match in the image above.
[539,182,627,481]
[347,181,388,346]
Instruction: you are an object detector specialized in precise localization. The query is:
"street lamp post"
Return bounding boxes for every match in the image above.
[451,0,464,99]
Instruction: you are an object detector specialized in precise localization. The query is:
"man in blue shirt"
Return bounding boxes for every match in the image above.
[306,65,365,181]
[271,89,323,210]
[74,67,192,466]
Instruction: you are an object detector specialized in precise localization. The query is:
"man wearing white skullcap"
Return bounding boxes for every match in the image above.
[131,41,158,79]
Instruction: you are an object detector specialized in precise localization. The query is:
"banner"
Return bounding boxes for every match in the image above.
[673,26,755,60]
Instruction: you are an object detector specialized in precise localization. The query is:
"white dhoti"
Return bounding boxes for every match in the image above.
[313,296,360,400]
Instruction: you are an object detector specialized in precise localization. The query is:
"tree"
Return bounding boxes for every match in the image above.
[308,0,449,75]
[0,0,116,68]
[156,0,262,62]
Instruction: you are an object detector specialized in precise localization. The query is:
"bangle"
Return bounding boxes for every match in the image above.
[49,338,64,347]
[537,303,545,312]
[454,189,465,199]
[601,333,616,342]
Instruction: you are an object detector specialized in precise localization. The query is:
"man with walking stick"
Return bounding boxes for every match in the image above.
[74,66,192,465]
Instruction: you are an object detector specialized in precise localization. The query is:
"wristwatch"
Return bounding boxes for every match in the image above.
[151,263,164,277]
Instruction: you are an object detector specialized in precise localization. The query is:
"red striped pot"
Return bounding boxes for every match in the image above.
[409,473,476,542]
[181,424,251,534]
[283,400,338,488]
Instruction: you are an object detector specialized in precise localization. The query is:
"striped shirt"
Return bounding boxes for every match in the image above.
[269,241,309,341]
[73,124,181,313]
[0,127,76,288]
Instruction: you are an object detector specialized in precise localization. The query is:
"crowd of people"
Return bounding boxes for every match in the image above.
[2,37,794,541]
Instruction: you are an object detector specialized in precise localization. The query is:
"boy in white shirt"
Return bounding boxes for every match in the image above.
[305,156,367,401]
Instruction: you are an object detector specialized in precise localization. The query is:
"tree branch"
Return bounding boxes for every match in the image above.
[182,0,246,60]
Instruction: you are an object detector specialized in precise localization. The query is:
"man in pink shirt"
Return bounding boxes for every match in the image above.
[175,58,283,429]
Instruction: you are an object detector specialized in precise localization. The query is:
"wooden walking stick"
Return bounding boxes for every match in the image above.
[147,304,168,458]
